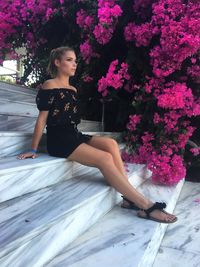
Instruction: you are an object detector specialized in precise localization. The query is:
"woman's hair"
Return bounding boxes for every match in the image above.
[46,46,75,78]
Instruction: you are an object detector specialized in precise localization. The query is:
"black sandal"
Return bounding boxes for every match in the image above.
[137,202,178,223]
[120,195,140,210]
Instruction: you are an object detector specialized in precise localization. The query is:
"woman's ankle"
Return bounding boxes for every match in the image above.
[138,200,153,210]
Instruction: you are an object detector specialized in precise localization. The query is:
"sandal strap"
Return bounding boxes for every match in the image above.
[121,195,134,205]
[144,202,167,218]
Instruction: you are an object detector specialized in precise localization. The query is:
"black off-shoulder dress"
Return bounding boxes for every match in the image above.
[36,88,93,158]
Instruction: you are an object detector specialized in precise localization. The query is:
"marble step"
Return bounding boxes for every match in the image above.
[0,162,151,267]
[0,90,35,104]
[0,81,36,95]
[45,178,185,267]
[0,154,73,203]
[0,131,45,158]
[0,99,38,117]
[0,141,125,203]
[0,115,37,132]
[0,131,122,158]
[153,181,200,267]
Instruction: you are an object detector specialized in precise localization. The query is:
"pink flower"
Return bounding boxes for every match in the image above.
[190,148,200,156]
[126,115,142,131]
[98,59,130,95]
[80,39,100,64]
[157,83,193,110]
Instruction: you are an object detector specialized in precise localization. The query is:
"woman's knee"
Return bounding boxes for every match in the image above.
[107,138,119,150]
[97,151,114,169]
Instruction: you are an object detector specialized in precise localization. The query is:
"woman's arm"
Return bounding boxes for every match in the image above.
[31,111,48,151]
[17,111,48,159]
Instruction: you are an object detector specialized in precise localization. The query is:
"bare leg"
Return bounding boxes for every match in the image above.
[68,143,177,222]
[87,136,128,179]
[86,136,136,208]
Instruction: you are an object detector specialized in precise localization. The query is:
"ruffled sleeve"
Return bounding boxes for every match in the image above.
[36,90,55,111]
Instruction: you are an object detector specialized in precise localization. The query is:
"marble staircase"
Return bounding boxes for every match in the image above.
[45,179,184,267]
[0,138,185,267]
[0,82,186,266]
[0,138,151,266]
[153,181,200,267]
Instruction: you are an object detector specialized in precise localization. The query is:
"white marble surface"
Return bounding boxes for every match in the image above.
[0,173,122,267]
[0,115,36,132]
[0,90,35,103]
[0,152,152,267]
[0,132,46,158]
[0,154,73,202]
[0,154,65,173]
[46,178,184,267]
[0,127,124,202]
[153,181,200,267]
[0,81,36,95]
[0,99,38,117]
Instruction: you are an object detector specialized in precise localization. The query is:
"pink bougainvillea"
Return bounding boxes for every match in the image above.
[93,0,122,44]
[98,60,130,96]
[80,39,100,64]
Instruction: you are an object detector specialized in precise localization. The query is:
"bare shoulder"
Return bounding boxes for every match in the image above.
[70,85,77,93]
[41,79,57,90]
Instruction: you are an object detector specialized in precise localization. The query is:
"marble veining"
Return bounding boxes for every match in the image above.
[46,179,184,267]
[0,128,124,203]
[0,81,36,95]
[153,181,200,267]
[0,151,152,267]
[0,115,36,132]
[0,99,38,117]
[0,133,46,158]
[0,90,35,103]
[0,154,73,202]
[0,174,121,267]
[154,247,200,267]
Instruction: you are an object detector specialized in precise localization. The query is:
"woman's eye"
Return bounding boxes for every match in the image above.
[66,59,78,64]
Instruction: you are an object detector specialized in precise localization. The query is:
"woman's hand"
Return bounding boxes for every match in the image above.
[17,151,38,159]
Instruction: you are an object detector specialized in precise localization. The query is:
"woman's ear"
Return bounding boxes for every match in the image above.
[54,59,60,68]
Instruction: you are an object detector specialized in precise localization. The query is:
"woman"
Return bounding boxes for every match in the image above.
[17,46,177,223]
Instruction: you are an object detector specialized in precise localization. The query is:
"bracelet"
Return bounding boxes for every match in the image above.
[27,149,37,153]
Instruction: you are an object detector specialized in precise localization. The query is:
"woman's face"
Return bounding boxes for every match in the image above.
[55,50,78,77]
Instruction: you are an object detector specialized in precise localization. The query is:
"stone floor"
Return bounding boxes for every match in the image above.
[153,181,200,267]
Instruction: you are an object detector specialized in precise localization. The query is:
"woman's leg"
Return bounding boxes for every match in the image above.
[86,136,134,208]
[87,136,128,179]
[68,143,176,222]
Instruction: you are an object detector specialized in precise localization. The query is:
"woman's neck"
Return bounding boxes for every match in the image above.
[55,76,70,87]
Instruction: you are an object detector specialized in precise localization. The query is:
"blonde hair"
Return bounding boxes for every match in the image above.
[46,46,75,78]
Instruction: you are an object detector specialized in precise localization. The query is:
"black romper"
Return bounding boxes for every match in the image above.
[36,88,93,158]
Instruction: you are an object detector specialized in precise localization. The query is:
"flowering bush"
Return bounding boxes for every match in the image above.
[0,0,81,82]
[75,0,200,185]
[1,0,199,185]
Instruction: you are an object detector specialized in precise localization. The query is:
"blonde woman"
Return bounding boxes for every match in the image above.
[17,46,177,223]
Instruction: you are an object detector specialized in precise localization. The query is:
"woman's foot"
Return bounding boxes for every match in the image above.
[121,196,177,223]
[121,195,139,210]
[137,202,177,223]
